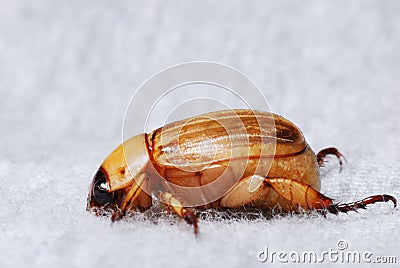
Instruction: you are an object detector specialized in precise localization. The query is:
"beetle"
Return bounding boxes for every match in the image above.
[86,109,396,234]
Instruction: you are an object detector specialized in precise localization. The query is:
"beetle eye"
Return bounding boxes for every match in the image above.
[93,169,116,205]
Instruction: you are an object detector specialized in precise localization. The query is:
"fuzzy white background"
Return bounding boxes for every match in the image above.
[1,1,399,267]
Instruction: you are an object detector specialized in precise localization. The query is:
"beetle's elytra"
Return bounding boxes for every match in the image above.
[87,109,396,234]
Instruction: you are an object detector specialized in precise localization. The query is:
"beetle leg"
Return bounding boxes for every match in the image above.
[327,195,397,214]
[317,147,347,172]
[160,192,199,236]
[265,178,397,214]
[264,178,334,210]
[111,173,146,221]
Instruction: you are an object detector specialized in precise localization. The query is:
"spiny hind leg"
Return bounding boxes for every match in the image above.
[265,177,397,214]
[220,175,332,210]
[327,195,396,214]
[160,192,198,235]
[264,177,333,210]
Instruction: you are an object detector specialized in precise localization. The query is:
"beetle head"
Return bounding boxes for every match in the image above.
[87,134,150,215]
[86,167,124,215]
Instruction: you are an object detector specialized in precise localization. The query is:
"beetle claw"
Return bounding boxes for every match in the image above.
[317,147,347,172]
[183,211,199,236]
[111,209,125,222]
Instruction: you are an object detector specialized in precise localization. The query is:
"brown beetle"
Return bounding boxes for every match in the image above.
[87,110,396,234]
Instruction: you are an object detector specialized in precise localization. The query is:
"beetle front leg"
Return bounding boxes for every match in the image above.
[111,173,146,221]
[160,192,199,235]
[317,147,346,172]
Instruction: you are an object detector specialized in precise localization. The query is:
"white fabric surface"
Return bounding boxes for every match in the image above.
[1,1,399,267]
